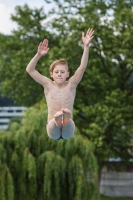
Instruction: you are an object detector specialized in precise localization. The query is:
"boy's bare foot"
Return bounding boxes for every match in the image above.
[54,111,63,127]
[62,108,71,126]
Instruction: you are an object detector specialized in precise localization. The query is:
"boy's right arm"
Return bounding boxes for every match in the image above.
[26,39,50,86]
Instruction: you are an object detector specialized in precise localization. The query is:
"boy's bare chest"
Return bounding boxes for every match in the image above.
[44,84,76,105]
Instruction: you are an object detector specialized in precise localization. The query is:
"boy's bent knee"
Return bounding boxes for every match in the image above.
[62,119,75,139]
[46,119,62,140]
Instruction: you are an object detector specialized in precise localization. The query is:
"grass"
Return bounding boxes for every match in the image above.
[101,195,133,200]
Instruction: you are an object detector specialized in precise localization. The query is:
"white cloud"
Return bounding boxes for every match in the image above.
[0,3,16,34]
[0,0,53,35]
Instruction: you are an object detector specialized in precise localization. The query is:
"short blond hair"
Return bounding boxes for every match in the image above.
[49,59,68,73]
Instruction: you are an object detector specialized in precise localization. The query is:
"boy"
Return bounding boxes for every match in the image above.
[26,28,94,140]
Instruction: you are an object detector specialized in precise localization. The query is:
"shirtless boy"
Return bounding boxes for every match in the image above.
[26,28,94,140]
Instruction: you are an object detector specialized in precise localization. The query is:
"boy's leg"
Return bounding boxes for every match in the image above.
[46,109,75,140]
[62,108,75,139]
[46,111,63,140]
[62,119,75,139]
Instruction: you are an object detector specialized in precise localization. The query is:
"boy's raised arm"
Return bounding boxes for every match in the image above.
[26,39,50,86]
[70,28,94,86]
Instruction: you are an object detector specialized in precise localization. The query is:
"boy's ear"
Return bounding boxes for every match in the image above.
[50,72,53,77]
[67,71,70,77]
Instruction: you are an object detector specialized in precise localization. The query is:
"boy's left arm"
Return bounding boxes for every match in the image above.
[70,28,94,86]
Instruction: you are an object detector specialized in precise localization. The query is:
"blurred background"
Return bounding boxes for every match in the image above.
[0,0,133,200]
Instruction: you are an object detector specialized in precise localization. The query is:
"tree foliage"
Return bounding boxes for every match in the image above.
[0,4,59,106]
[0,0,133,183]
[45,0,133,168]
[0,102,98,200]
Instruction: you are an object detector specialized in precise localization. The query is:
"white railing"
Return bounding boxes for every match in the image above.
[0,107,27,130]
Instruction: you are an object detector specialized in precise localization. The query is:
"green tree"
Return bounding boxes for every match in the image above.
[0,0,133,184]
[0,102,98,200]
[0,4,60,106]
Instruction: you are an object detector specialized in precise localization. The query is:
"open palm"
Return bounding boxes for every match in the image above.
[82,28,94,46]
[37,39,49,56]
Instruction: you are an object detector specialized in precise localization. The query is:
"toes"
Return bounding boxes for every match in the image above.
[62,108,65,112]
[54,111,63,117]
[62,108,71,114]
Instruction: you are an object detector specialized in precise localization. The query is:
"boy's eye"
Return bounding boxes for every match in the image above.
[54,71,65,73]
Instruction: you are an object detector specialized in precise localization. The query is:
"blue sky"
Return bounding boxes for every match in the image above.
[0,0,53,34]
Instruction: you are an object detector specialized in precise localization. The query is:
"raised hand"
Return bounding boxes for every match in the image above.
[82,28,94,47]
[37,39,49,56]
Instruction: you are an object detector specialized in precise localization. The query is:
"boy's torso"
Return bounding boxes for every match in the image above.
[44,79,76,121]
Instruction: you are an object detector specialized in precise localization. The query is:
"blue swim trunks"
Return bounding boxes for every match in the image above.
[46,122,65,140]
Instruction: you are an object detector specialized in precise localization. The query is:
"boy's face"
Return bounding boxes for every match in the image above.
[50,65,69,84]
